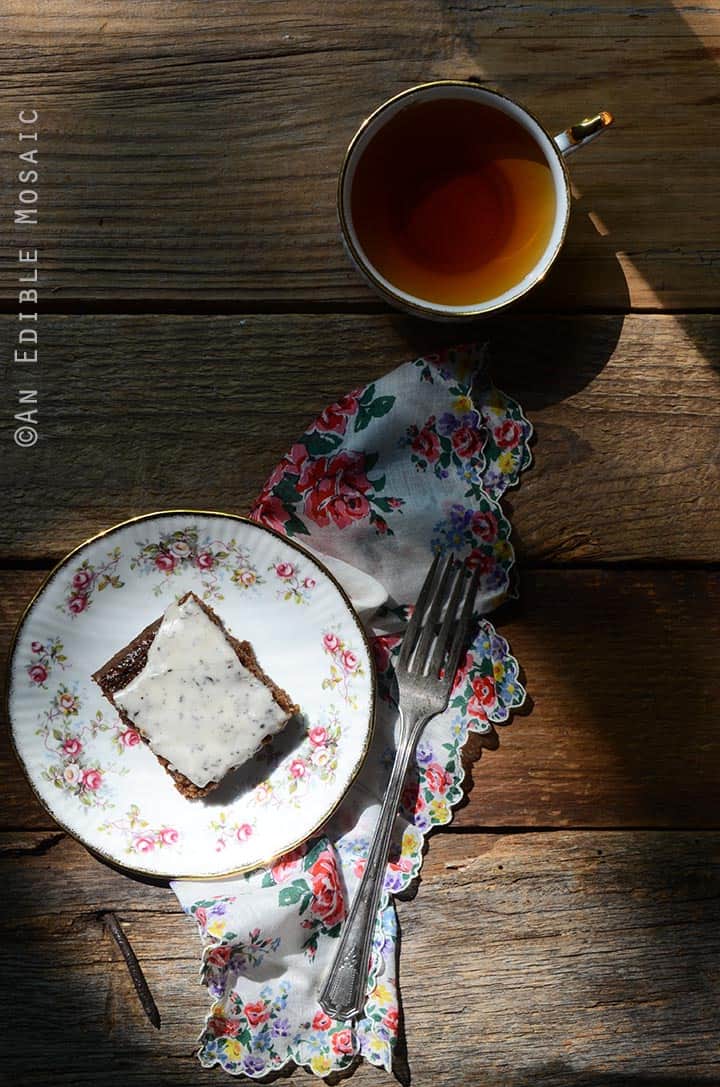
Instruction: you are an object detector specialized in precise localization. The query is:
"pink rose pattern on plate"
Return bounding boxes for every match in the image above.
[26,636,66,689]
[58,547,124,618]
[269,560,317,605]
[243,710,343,813]
[182,346,532,1080]
[130,526,266,602]
[33,683,138,809]
[209,812,257,854]
[97,803,180,855]
[321,631,364,711]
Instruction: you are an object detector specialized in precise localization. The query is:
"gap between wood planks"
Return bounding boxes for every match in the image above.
[4,827,720,859]
[3,557,720,572]
[1,300,719,316]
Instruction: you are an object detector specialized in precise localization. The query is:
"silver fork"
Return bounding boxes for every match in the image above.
[318,553,480,1021]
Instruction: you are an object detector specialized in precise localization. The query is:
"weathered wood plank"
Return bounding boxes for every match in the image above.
[0,1,717,309]
[4,566,719,830]
[2,313,719,564]
[1,830,718,1085]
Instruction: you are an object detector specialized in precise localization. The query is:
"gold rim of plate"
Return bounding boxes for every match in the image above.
[6,509,378,882]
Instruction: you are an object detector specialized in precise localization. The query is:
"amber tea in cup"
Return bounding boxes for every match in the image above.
[338,83,613,319]
[351,98,555,307]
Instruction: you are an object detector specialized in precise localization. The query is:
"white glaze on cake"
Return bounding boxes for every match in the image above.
[113,595,292,788]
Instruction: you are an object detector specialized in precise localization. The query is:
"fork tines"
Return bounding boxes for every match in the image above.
[399,553,480,685]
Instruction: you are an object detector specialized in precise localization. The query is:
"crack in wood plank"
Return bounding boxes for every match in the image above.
[0,831,65,858]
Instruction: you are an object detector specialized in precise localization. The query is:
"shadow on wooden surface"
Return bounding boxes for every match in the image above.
[2,830,717,1086]
[451,569,720,828]
[3,314,719,565]
[510,1071,720,1087]
[392,300,626,411]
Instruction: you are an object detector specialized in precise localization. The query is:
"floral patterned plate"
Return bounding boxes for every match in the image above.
[7,511,376,878]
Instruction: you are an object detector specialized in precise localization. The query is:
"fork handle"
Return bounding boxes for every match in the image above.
[318,709,428,1021]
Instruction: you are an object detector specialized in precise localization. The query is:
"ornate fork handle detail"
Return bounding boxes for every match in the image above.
[318,553,479,1022]
[319,707,430,1020]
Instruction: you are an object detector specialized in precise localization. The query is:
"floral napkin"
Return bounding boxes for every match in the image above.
[171,343,532,1078]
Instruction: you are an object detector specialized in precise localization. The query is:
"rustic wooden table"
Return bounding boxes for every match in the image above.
[2,3,719,1085]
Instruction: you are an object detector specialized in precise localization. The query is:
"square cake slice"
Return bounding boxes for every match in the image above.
[92,591,299,799]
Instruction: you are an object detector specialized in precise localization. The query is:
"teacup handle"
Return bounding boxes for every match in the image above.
[554,110,614,156]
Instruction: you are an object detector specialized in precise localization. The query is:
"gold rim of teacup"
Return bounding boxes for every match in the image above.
[337,80,572,321]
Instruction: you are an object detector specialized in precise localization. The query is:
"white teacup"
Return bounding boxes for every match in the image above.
[338,81,613,321]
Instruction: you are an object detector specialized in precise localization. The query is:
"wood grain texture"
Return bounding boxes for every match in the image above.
[2,313,719,563]
[4,566,719,831]
[1,830,718,1085]
[0,3,716,1082]
[0,0,718,309]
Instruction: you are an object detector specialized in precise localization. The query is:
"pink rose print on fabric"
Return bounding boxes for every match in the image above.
[308,849,346,930]
[372,633,402,679]
[270,846,307,885]
[300,451,371,530]
[244,1001,270,1028]
[252,494,290,534]
[473,380,533,501]
[308,383,394,438]
[471,509,498,543]
[206,944,233,968]
[451,424,484,459]
[494,419,523,449]
[313,391,362,435]
[250,382,403,538]
[403,400,486,497]
[449,621,524,734]
[411,424,441,463]
[330,1028,354,1055]
[431,501,513,602]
